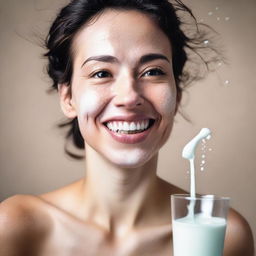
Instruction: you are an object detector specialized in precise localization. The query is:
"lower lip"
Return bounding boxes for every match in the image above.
[103,124,154,144]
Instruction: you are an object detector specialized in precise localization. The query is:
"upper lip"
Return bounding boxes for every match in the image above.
[101,114,156,124]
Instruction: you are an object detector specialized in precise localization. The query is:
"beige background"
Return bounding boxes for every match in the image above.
[0,0,255,248]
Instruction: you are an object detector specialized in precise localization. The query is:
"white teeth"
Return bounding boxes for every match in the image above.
[130,122,136,131]
[106,120,151,133]
[145,120,149,129]
[113,122,118,131]
[123,122,129,131]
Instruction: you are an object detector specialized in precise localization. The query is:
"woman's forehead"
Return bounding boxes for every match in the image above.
[71,9,172,64]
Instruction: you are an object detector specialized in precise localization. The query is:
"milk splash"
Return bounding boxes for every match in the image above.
[182,128,211,198]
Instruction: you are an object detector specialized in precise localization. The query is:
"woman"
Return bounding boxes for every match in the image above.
[0,0,254,255]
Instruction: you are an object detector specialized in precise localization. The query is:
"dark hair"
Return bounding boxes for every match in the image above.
[44,0,222,158]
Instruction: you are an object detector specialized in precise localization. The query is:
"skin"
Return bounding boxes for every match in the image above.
[0,9,254,256]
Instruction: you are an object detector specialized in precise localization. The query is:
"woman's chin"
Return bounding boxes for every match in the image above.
[102,149,157,169]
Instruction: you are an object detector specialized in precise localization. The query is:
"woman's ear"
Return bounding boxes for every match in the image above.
[58,83,77,118]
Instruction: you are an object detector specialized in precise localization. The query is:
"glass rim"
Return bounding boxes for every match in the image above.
[171,194,230,201]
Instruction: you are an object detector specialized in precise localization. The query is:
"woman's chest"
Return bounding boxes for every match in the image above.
[40,220,173,256]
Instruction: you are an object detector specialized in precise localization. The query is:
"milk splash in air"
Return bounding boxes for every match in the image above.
[182,128,211,198]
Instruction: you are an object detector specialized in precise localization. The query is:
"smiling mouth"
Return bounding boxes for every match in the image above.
[103,119,155,134]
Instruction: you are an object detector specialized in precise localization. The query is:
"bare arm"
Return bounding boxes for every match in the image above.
[224,209,254,256]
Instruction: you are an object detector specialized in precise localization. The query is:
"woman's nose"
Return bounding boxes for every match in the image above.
[112,76,144,109]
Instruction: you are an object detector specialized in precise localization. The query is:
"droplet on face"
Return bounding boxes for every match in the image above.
[225,17,230,21]
[204,40,209,45]
[202,154,206,158]
[208,11,213,16]
[209,148,212,151]
[217,17,221,21]
[215,6,219,11]
[201,167,205,171]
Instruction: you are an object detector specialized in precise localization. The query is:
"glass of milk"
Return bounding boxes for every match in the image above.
[171,194,230,256]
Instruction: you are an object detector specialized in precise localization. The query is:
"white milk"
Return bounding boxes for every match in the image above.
[172,128,227,256]
[173,214,226,256]
[182,128,211,198]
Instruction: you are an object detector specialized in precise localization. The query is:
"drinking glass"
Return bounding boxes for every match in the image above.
[171,194,230,256]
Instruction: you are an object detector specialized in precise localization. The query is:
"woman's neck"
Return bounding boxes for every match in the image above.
[80,145,164,236]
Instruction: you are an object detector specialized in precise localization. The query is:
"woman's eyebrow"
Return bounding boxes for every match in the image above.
[81,53,170,68]
[139,53,170,65]
[81,55,118,68]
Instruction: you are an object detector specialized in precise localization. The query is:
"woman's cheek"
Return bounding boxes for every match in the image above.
[77,88,105,121]
[150,85,177,116]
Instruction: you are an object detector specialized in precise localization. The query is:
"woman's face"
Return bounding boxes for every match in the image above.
[61,9,178,168]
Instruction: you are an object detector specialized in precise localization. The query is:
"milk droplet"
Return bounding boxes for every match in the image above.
[225,17,230,21]
[202,154,206,158]
[201,167,205,171]
[206,135,211,140]
[204,40,209,45]
[224,80,230,85]
[201,160,206,164]
[208,11,213,16]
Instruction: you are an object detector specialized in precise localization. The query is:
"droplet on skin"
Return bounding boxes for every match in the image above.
[201,160,206,164]
[204,40,209,45]
[201,167,204,171]
[202,154,206,158]
[225,17,230,21]
[208,11,213,16]
[217,17,220,21]
[209,148,212,151]
[202,139,206,143]
[215,7,219,11]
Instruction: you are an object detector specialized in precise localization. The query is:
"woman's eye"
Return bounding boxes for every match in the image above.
[142,68,165,77]
[92,71,112,78]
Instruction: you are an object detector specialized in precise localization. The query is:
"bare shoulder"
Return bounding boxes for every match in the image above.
[0,194,52,256]
[224,208,254,256]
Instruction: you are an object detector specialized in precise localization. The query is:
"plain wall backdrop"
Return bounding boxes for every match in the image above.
[0,0,255,248]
